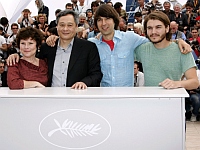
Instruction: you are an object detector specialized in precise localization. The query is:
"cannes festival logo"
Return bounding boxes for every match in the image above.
[39,109,111,149]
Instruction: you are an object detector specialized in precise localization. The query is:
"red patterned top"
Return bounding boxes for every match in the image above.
[7,59,48,89]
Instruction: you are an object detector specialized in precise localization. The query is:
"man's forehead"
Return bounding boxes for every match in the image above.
[147,19,164,26]
[98,16,112,19]
[59,15,75,22]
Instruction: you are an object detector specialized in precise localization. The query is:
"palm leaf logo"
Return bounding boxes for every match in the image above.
[48,119,101,138]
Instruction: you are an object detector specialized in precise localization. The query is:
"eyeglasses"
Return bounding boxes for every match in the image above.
[192,32,198,33]
[0,66,5,68]
[12,28,18,29]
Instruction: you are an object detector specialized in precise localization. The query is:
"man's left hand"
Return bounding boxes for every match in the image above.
[178,38,192,54]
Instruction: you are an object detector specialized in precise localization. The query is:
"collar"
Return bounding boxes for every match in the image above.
[57,38,74,50]
[96,30,122,44]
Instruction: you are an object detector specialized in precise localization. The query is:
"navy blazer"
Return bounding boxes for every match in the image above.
[39,37,102,87]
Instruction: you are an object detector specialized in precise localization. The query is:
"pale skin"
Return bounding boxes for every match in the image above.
[20,38,44,88]
[147,19,198,90]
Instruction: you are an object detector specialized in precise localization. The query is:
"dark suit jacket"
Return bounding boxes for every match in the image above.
[39,37,102,87]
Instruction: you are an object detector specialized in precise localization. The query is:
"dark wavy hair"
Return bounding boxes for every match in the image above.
[143,11,172,41]
[94,4,119,30]
[16,26,44,48]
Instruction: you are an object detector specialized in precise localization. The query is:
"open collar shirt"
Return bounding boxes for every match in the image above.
[51,38,74,87]
[89,30,148,87]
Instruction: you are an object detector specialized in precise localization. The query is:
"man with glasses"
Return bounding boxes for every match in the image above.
[7,23,19,50]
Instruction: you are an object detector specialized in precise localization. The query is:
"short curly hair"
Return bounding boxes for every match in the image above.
[36,13,47,22]
[16,27,44,49]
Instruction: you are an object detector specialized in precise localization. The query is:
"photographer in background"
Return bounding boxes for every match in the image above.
[0,17,12,39]
[189,27,200,57]
[34,14,48,38]
[185,2,198,28]
[17,9,34,28]
[7,23,19,57]
[134,12,143,24]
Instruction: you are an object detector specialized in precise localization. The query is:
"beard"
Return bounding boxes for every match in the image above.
[147,33,166,44]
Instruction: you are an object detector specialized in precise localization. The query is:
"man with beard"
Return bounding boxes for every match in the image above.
[135,11,198,90]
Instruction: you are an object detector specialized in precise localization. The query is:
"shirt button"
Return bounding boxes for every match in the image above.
[62,73,64,74]
[63,84,65,86]
[63,61,65,63]
[112,66,115,68]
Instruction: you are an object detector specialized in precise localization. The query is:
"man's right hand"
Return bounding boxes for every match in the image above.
[46,35,59,47]
[6,53,20,66]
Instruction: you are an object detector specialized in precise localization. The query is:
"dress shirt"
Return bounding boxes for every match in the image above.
[51,39,74,87]
[89,30,148,87]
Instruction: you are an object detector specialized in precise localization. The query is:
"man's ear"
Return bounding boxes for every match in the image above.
[166,25,169,33]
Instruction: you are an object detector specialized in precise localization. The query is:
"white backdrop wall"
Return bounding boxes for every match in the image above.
[0,0,187,24]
